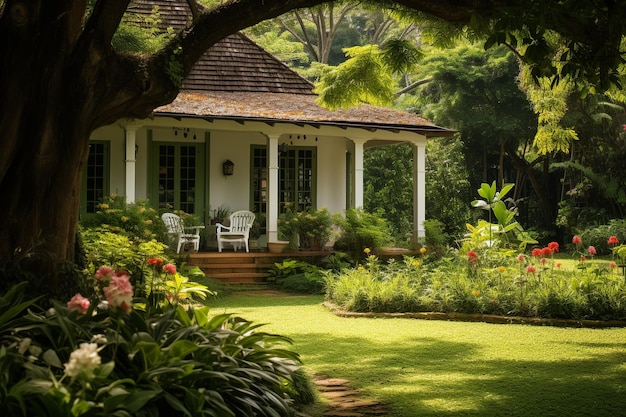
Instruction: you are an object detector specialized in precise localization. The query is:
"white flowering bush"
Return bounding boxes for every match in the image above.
[0,270,309,416]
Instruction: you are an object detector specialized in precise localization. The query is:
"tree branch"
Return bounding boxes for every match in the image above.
[83,0,131,47]
[396,77,432,95]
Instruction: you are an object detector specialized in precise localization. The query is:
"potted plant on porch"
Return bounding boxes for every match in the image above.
[278,207,333,251]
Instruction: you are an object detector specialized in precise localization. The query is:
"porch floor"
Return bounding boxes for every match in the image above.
[188,249,329,285]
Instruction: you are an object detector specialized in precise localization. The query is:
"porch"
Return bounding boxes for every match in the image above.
[188,250,329,285]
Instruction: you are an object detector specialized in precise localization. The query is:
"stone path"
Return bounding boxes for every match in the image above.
[312,375,390,416]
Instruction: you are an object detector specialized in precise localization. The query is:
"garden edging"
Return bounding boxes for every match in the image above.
[323,301,626,328]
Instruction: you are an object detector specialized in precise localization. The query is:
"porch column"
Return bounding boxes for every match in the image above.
[124,123,139,204]
[412,142,426,245]
[267,134,280,241]
[352,137,367,209]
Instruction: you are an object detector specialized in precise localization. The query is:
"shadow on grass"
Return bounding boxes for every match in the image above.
[209,293,626,416]
[294,333,626,416]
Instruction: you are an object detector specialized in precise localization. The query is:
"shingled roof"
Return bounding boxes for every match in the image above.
[128,0,314,94]
[129,0,454,137]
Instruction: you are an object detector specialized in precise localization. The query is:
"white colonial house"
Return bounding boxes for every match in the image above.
[84,2,453,250]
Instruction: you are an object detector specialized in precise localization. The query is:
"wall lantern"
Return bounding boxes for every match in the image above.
[223,159,234,176]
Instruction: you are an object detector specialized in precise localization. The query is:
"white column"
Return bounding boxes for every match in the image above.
[124,124,139,204]
[267,134,280,241]
[352,137,367,209]
[412,142,426,245]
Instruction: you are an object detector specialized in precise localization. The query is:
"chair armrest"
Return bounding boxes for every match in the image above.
[184,226,205,236]
[215,223,231,233]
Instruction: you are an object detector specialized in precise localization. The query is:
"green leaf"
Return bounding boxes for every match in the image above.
[477,181,497,201]
[168,340,198,360]
[42,349,62,368]
[104,389,163,414]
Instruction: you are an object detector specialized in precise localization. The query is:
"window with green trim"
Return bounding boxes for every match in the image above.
[155,143,204,214]
[250,145,316,216]
[81,141,110,214]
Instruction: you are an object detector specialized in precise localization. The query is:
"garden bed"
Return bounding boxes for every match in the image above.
[323,301,626,328]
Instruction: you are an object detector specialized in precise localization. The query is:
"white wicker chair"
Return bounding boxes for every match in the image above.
[161,213,203,253]
[216,210,255,252]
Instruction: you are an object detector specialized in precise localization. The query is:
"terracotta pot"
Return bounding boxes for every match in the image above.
[267,241,289,253]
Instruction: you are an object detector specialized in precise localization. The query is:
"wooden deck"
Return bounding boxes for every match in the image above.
[188,249,329,285]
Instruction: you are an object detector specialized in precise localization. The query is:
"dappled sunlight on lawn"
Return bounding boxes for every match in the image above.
[209,292,626,416]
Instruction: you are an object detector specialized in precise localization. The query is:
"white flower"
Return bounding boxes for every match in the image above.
[90,334,108,345]
[18,337,32,355]
[64,343,101,380]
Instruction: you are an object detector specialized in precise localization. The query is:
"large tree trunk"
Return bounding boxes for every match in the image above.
[0,0,334,265]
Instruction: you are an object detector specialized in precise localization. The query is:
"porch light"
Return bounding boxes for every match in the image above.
[223,159,234,176]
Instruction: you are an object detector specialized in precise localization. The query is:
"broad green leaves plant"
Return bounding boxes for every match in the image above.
[469,182,536,251]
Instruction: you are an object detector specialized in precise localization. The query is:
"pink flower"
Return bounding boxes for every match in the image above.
[103,273,133,312]
[588,246,596,256]
[548,242,560,252]
[608,236,619,245]
[516,253,525,262]
[67,293,90,315]
[610,261,617,269]
[162,263,177,275]
[95,266,115,281]
[526,265,536,274]
[572,235,582,245]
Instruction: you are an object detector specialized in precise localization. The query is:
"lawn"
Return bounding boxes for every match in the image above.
[209,292,626,417]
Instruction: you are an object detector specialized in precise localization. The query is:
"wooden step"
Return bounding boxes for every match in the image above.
[188,250,328,285]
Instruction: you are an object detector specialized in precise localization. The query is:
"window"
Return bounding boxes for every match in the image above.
[251,145,316,216]
[279,147,315,213]
[153,143,205,215]
[81,141,110,214]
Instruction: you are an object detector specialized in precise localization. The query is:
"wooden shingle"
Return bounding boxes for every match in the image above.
[128,0,314,94]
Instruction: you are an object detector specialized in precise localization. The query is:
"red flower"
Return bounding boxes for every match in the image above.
[572,235,582,245]
[608,236,619,245]
[516,253,525,262]
[580,255,586,262]
[588,246,597,256]
[540,258,547,265]
[610,261,617,269]
[548,241,560,252]
[147,258,164,266]
[163,263,177,275]
[541,247,553,257]
[526,265,536,274]
[467,251,478,264]
[531,248,542,258]
[556,262,562,269]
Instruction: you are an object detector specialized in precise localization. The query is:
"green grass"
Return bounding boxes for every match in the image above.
[209,292,626,417]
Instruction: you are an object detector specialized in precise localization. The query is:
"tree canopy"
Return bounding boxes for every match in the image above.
[1,0,626,264]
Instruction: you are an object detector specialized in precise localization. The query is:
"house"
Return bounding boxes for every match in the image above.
[84,0,454,250]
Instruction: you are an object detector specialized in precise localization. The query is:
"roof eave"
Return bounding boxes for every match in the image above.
[152,111,457,138]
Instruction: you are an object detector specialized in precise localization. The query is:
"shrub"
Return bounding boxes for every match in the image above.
[0,272,308,416]
[267,259,325,294]
[80,195,168,243]
[325,251,626,321]
[577,219,626,255]
[333,209,393,256]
